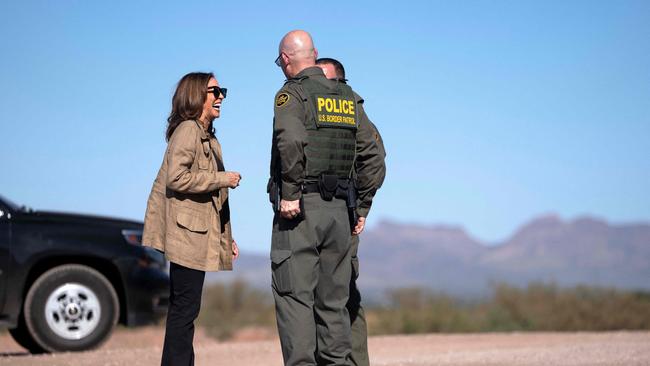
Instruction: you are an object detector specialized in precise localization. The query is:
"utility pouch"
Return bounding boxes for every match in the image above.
[318,174,339,201]
[335,180,350,200]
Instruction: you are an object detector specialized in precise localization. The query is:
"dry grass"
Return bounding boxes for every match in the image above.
[368,283,650,335]
[195,281,650,340]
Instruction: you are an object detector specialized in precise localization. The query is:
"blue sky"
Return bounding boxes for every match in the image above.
[1,1,648,252]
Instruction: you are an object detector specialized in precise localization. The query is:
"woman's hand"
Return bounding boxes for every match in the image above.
[225,171,242,188]
[232,239,239,260]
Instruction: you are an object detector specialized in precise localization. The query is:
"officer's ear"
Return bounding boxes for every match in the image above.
[313,48,318,61]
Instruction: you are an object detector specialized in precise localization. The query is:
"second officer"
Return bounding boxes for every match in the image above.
[269,30,383,366]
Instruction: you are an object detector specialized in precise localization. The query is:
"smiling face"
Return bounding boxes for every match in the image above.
[201,77,223,123]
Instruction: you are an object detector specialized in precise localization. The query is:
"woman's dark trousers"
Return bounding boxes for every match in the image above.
[161,262,206,366]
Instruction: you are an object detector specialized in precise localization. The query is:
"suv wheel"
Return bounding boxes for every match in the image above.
[23,264,119,352]
[9,314,45,354]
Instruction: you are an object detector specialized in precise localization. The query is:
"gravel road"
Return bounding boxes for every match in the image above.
[1,327,648,366]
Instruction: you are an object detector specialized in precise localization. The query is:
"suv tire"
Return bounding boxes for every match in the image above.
[9,314,45,354]
[23,264,119,352]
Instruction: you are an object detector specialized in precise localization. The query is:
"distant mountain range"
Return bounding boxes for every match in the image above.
[208,215,650,299]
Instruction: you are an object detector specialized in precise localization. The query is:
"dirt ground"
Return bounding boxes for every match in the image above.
[1,327,649,366]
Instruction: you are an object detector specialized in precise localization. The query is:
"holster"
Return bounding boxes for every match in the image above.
[345,180,358,232]
[267,178,281,213]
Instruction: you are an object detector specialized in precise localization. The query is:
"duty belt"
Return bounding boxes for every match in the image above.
[302,177,350,201]
[302,182,320,194]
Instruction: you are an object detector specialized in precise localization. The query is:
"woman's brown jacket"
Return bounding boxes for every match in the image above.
[142,120,233,271]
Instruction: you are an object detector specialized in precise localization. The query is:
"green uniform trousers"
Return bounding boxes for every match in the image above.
[348,235,369,366]
[271,192,353,366]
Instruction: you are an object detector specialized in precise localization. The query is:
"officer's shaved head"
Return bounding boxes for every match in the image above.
[316,58,346,81]
[279,30,314,55]
[278,30,318,78]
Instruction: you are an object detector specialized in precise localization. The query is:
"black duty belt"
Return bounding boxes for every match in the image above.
[302,182,320,194]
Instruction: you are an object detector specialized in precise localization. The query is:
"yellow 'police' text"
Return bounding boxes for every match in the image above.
[317,97,355,115]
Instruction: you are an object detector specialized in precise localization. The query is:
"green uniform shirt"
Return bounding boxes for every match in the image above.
[352,91,387,214]
[271,66,384,217]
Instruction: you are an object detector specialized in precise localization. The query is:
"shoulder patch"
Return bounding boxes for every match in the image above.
[275,93,290,107]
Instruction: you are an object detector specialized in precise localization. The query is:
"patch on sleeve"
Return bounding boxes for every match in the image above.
[275,93,290,107]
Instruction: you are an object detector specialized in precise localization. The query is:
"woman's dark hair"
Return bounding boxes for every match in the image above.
[166,72,214,141]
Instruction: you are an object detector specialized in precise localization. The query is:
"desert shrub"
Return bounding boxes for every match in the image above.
[197,280,276,340]
[194,280,650,340]
[486,282,650,331]
[367,283,650,335]
[369,288,480,335]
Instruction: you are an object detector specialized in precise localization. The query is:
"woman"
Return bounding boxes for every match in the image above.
[142,72,241,366]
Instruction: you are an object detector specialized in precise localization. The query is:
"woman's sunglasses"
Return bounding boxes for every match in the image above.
[207,86,227,99]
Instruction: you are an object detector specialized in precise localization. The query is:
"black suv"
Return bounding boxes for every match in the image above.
[0,195,169,353]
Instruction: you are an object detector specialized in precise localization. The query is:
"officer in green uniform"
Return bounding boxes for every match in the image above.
[269,30,384,366]
[316,57,387,366]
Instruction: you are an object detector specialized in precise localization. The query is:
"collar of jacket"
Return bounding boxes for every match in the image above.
[192,119,211,141]
[289,66,325,81]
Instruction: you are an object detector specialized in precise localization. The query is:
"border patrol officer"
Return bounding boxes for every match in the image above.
[316,57,387,366]
[269,30,383,366]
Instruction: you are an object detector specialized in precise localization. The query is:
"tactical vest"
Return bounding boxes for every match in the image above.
[299,77,358,180]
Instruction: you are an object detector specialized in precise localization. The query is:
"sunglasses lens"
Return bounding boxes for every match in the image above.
[275,55,282,67]
[209,87,226,98]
